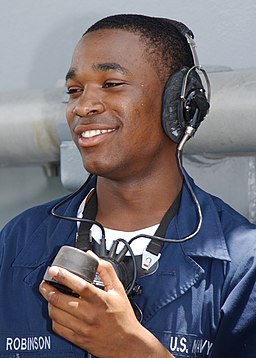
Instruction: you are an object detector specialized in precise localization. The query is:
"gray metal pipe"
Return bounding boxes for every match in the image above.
[185,68,256,155]
[0,88,66,167]
[0,68,255,168]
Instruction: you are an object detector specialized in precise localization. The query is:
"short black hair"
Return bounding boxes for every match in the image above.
[83,14,194,82]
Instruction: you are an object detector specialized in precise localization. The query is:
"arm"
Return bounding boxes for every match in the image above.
[39,254,174,358]
[210,244,256,357]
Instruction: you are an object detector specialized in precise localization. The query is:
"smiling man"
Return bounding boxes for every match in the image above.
[65,29,175,190]
[1,14,256,358]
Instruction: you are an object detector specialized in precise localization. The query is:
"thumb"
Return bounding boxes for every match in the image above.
[87,251,127,294]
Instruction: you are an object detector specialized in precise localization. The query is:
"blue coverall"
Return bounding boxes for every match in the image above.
[0,175,255,357]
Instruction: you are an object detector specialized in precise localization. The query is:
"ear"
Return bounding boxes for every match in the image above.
[162,67,209,143]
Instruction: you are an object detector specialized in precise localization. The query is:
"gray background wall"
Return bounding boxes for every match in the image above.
[0,0,255,228]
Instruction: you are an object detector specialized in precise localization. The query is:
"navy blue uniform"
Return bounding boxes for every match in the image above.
[0,176,256,357]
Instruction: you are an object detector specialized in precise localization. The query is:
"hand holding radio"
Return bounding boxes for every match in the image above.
[40,254,138,357]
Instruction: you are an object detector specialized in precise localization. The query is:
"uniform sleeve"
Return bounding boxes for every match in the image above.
[0,224,9,267]
[0,230,3,267]
[210,245,256,357]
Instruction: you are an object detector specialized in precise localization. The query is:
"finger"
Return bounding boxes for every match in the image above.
[39,279,81,311]
[86,251,128,294]
[50,314,93,353]
[40,279,107,333]
[48,301,96,336]
[47,266,103,300]
[95,256,126,294]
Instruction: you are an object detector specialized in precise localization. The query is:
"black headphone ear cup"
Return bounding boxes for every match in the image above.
[162,67,188,143]
[162,67,208,143]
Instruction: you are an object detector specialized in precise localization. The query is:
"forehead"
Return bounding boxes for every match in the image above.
[69,29,156,77]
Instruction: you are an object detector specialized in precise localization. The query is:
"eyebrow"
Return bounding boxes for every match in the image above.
[92,62,130,75]
[65,62,130,82]
[65,68,76,82]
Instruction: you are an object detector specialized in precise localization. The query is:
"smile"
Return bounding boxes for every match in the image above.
[81,129,116,138]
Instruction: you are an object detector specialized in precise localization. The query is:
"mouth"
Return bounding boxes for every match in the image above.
[76,126,117,148]
[81,128,116,138]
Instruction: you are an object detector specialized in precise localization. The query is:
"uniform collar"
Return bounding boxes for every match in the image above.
[13,176,96,268]
[13,174,230,268]
[166,175,231,261]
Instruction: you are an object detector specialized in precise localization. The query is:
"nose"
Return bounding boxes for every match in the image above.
[72,88,105,117]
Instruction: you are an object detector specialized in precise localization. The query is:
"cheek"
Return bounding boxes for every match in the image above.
[142,83,163,112]
[66,103,76,129]
[137,94,163,132]
[66,102,72,120]
[65,105,79,145]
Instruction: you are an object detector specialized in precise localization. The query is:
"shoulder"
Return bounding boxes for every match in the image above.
[198,186,256,279]
[0,175,96,252]
[210,193,256,247]
[0,194,70,248]
[192,178,256,237]
[188,178,256,262]
[1,196,66,231]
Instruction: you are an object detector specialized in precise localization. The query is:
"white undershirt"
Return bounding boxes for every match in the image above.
[90,223,159,255]
[77,196,159,255]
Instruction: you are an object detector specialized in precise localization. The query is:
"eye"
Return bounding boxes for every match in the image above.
[103,81,125,89]
[66,87,83,98]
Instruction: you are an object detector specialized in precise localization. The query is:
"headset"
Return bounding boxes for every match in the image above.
[161,19,211,149]
[160,19,211,245]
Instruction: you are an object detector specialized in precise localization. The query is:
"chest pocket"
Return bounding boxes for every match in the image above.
[0,333,87,358]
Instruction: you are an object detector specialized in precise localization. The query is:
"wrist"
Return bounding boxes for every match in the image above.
[113,324,174,358]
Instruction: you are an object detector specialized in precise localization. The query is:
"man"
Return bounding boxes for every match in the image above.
[0,14,255,358]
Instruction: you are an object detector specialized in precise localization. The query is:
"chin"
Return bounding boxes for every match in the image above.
[83,160,113,177]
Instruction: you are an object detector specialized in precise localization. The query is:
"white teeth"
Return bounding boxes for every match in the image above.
[81,129,115,138]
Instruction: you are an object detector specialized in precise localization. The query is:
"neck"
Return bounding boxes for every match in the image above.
[95,158,182,231]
